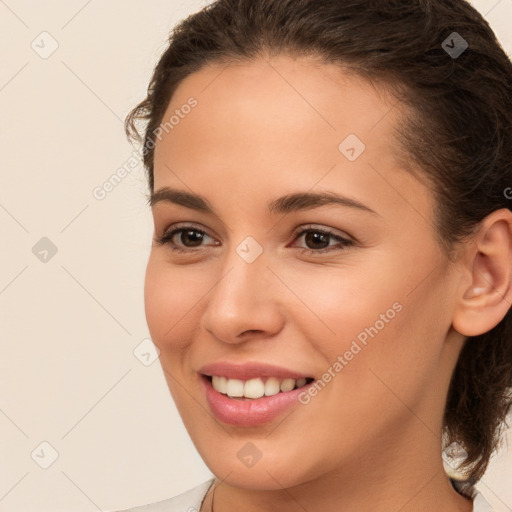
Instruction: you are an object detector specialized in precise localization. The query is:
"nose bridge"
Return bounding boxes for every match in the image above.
[213,235,269,309]
[201,234,282,341]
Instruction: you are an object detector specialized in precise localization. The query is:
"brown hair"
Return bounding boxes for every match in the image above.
[125,0,512,490]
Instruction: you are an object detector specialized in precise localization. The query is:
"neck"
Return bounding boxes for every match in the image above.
[204,427,474,512]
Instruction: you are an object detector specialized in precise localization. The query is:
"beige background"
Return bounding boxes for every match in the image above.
[0,1,511,511]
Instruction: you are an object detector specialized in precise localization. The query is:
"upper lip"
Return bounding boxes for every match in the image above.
[199,361,314,381]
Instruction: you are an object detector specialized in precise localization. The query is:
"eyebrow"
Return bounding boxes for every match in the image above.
[149,187,380,216]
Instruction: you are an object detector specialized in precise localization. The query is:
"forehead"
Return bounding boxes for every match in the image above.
[161,55,398,142]
[152,55,434,228]
[155,56,400,169]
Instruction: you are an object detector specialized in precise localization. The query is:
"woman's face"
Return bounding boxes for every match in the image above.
[146,55,465,490]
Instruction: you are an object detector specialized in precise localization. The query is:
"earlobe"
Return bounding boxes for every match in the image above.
[452,208,512,337]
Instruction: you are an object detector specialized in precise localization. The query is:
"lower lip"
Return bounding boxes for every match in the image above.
[201,375,313,427]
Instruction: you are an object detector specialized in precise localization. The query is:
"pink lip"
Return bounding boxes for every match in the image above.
[201,374,314,426]
[198,360,314,381]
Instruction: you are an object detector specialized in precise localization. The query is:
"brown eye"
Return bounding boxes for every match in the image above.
[303,231,331,250]
[292,226,354,255]
[176,229,205,247]
[155,225,218,253]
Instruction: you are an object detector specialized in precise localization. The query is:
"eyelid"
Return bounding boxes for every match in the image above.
[288,224,355,254]
[156,221,356,256]
[155,222,217,246]
[156,222,352,243]
[290,223,354,242]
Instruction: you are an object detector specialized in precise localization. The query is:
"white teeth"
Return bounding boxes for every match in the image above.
[210,375,310,399]
[264,377,281,396]
[212,375,227,394]
[225,378,244,397]
[244,378,265,399]
[280,378,295,392]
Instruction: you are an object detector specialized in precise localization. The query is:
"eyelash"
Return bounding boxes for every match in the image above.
[154,223,354,255]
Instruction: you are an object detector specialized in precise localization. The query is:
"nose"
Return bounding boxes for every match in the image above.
[200,246,285,344]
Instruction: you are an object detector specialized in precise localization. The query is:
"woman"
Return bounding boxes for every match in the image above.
[118,0,512,510]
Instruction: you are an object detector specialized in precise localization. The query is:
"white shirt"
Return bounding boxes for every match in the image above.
[112,478,494,511]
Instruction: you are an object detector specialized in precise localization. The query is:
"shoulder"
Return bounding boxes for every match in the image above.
[109,478,215,512]
[450,478,494,512]
[472,490,494,512]
[106,477,494,512]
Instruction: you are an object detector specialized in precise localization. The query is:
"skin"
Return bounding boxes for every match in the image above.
[145,54,512,512]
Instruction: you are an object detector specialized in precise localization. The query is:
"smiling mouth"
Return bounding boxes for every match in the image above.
[203,374,315,400]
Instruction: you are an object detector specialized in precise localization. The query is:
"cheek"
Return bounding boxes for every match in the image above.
[143,255,200,350]
[286,252,443,398]
[278,261,402,355]
[336,269,453,423]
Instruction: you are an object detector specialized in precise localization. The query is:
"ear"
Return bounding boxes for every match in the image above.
[452,208,512,337]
